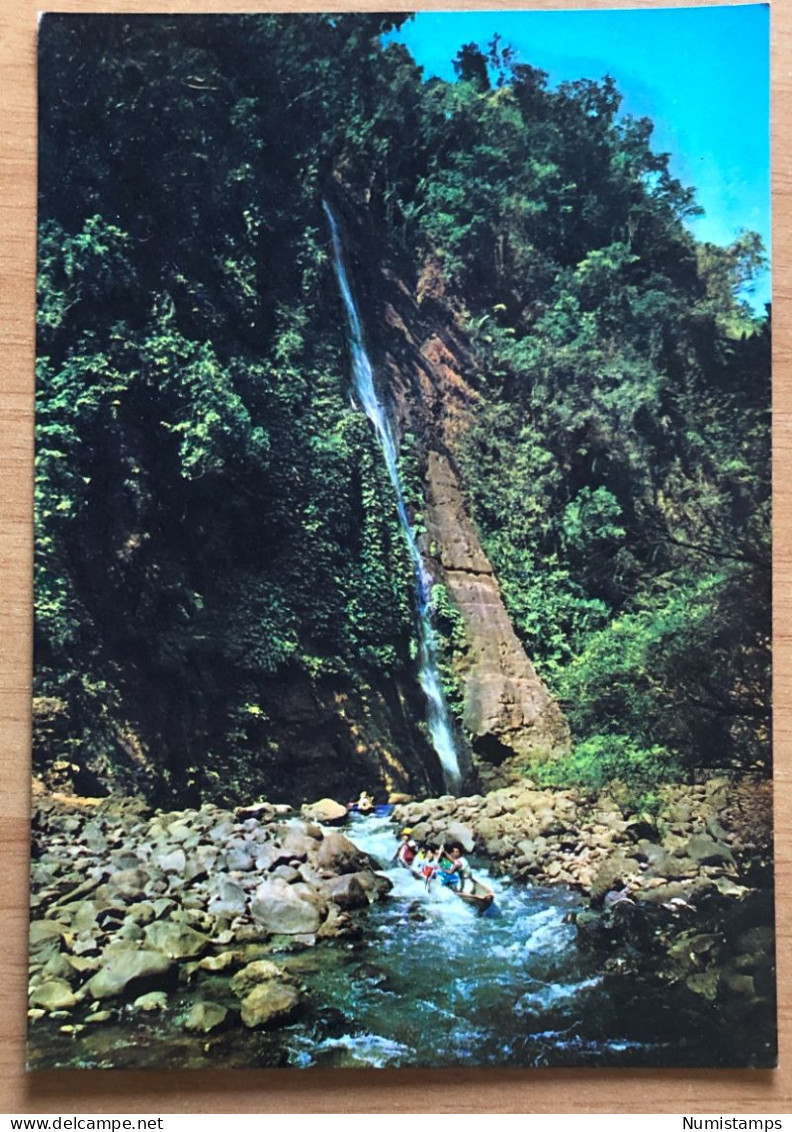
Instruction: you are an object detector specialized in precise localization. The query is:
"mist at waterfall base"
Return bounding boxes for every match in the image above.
[324,203,462,793]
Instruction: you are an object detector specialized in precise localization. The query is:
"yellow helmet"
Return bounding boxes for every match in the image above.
[401,828,414,837]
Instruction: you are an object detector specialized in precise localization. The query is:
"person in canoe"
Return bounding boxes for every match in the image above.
[348,790,375,814]
[437,842,473,892]
[414,843,440,887]
[395,828,419,869]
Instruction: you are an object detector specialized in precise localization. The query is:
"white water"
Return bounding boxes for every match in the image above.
[283,811,619,1068]
[324,203,461,792]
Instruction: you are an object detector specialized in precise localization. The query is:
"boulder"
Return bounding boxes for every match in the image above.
[29,979,78,1012]
[133,991,169,1013]
[254,842,290,872]
[154,849,187,875]
[271,865,301,884]
[475,817,502,843]
[326,873,370,909]
[183,1001,228,1033]
[301,798,348,825]
[198,951,242,974]
[85,949,175,1000]
[250,877,322,935]
[107,867,151,900]
[29,920,67,952]
[316,831,366,874]
[687,835,735,866]
[277,826,316,863]
[143,921,210,960]
[222,843,254,872]
[240,982,302,1029]
[445,822,476,852]
[206,877,248,917]
[229,959,290,997]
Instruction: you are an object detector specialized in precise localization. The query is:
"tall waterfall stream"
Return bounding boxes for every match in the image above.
[324,203,462,793]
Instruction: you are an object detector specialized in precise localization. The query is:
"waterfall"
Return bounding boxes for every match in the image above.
[323,202,462,793]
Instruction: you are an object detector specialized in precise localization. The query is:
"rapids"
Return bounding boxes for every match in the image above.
[280,812,715,1068]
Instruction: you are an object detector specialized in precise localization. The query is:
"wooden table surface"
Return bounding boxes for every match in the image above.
[1,0,789,1114]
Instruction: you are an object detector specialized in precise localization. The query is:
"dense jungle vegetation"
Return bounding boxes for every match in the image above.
[35,13,770,806]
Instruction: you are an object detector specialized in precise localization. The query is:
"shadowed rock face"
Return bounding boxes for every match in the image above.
[424,450,570,769]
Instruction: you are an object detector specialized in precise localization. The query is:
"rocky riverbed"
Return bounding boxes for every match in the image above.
[27,776,776,1069]
[28,789,391,1060]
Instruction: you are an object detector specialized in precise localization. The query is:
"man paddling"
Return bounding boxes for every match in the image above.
[438,842,473,892]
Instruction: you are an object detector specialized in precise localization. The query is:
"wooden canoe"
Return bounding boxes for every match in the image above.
[454,876,495,915]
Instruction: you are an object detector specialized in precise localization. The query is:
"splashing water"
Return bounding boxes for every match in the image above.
[324,202,461,792]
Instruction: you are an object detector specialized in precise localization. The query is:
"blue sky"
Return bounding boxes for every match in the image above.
[389,5,770,310]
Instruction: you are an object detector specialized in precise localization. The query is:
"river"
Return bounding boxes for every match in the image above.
[277,811,724,1069]
[28,810,751,1071]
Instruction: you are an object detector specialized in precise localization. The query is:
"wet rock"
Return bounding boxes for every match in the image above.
[316,905,355,939]
[133,991,169,1012]
[85,949,175,1000]
[240,981,302,1029]
[686,970,719,1001]
[198,951,241,973]
[725,973,756,997]
[229,959,290,996]
[84,1010,113,1024]
[183,1002,228,1033]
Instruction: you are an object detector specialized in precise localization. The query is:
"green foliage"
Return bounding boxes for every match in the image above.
[429,582,468,713]
[527,734,675,815]
[34,12,770,803]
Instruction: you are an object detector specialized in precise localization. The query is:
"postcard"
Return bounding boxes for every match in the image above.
[29,7,774,1069]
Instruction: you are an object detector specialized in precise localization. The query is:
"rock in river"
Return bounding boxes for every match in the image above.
[183,1001,229,1033]
[240,982,302,1029]
[84,948,175,1000]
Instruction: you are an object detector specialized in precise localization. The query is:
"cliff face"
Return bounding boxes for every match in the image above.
[367,251,571,784]
[423,451,570,775]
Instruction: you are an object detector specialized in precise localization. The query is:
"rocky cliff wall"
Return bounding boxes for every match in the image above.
[366,251,571,783]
